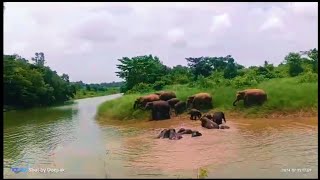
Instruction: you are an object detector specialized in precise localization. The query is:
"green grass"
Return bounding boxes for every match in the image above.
[73,88,120,100]
[97,94,150,121]
[97,77,318,121]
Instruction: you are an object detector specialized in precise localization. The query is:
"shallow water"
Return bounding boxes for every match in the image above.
[3,95,318,179]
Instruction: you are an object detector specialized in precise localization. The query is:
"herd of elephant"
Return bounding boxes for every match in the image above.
[156,110,230,140]
[133,89,267,121]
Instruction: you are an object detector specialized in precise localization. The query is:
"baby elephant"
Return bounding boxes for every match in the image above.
[212,111,226,125]
[157,129,183,140]
[219,124,230,129]
[177,128,193,134]
[200,117,219,129]
[188,109,202,120]
[191,131,202,137]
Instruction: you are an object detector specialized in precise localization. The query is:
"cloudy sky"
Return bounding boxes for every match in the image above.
[4,2,318,83]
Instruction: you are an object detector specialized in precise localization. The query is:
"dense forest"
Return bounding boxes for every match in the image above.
[3,53,123,110]
[116,48,318,94]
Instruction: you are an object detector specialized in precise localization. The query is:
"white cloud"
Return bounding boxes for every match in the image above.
[167,28,185,41]
[210,13,232,32]
[260,15,284,31]
[3,2,318,83]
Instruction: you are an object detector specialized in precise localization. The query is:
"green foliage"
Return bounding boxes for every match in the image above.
[97,94,150,121]
[153,81,166,91]
[73,87,120,100]
[98,76,317,120]
[126,83,153,94]
[166,65,192,84]
[297,72,318,83]
[284,52,304,77]
[230,70,264,88]
[223,55,238,79]
[116,55,168,90]
[195,75,215,89]
[186,57,213,79]
[104,48,317,120]
[198,167,209,179]
[4,54,76,108]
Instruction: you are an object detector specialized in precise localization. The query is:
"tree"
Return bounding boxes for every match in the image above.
[307,48,318,73]
[223,55,238,79]
[31,52,46,66]
[116,55,168,90]
[284,52,304,77]
[4,53,76,108]
[186,57,213,80]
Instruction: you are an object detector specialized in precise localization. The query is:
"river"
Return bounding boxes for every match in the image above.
[3,94,318,179]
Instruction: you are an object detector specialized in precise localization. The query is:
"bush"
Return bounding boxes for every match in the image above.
[153,81,166,90]
[196,75,215,89]
[297,72,318,83]
[126,83,153,94]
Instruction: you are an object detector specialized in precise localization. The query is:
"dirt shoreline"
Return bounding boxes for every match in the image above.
[97,109,318,129]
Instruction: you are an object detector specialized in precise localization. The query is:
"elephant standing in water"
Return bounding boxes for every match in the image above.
[212,112,226,125]
[145,100,171,120]
[133,94,160,109]
[188,108,202,120]
[233,89,267,107]
[187,93,213,110]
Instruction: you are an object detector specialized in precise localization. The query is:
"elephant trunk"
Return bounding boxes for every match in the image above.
[233,99,239,106]
[133,101,138,109]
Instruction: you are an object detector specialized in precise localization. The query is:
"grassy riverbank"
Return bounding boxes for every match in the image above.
[97,77,318,121]
[73,88,120,100]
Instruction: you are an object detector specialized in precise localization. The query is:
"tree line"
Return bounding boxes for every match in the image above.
[116,48,318,93]
[71,81,124,92]
[3,53,123,109]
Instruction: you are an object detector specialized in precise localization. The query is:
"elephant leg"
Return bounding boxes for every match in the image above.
[158,111,163,120]
[258,97,265,106]
[244,97,249,107]
[192,101,197,109]
[166,110,170,119]
[152,110,157,120]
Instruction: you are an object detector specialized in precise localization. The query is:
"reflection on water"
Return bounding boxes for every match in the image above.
[4,94,318,179]
[4,106,78,169]
[3,94,122,178]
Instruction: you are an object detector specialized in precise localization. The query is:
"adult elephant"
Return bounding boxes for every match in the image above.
[167,98,180,108]
[233,89,267,107]
[133,94,160,109]
[187,93,213,110]
[174,101,187,115]
[155,91,177,101]
[145,100,171,120]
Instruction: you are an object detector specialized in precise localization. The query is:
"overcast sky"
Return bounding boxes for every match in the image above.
[4,2,318,83]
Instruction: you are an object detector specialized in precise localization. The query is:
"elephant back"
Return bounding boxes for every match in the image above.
[167,98,180,107]
[141,94,160,102]
[158,91,177,101]
[194,92,212,102]
[244,89,266,96]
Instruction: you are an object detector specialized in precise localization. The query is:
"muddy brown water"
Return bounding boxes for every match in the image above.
[3,95,318,178]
